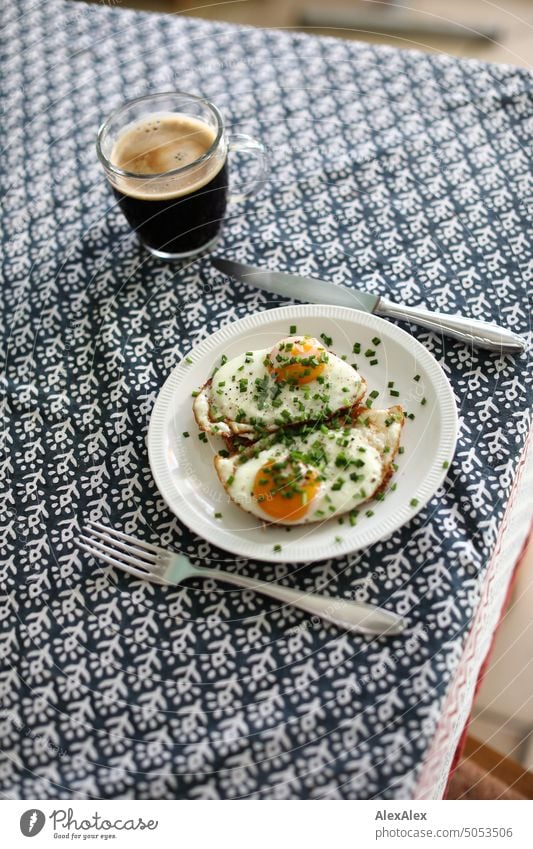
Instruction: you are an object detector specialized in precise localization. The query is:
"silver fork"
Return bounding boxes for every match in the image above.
[77,521,407,636]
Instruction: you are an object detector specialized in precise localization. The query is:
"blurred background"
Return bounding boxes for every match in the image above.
[75,0,533,788]
[82,0,533,67]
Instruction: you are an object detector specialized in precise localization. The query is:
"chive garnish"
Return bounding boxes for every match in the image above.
[182,431,190,438]
[410,498,419,507]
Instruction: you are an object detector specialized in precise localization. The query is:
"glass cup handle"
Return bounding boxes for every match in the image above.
[227,133,269,204]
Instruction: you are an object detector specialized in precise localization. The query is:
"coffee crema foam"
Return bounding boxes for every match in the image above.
[109,113,225,200]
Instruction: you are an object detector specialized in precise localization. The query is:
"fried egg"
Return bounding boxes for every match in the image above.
[193,336,366,439]
[214,407,404,525]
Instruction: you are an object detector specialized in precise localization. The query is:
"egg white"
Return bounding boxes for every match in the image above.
[193,343,365,438]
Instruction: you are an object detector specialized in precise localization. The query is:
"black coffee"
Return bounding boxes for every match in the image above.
[110,114,228,255]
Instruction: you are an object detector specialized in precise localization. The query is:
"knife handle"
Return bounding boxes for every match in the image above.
[377,297,527,353]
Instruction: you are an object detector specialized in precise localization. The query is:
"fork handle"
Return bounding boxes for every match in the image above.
[199,568,405,635]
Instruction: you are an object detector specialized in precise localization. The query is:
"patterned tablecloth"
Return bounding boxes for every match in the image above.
[1,0,531,800]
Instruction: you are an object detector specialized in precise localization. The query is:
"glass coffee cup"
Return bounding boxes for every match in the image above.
[96,91,267,260]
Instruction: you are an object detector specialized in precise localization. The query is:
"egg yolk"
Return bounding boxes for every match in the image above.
[253,460,320,522]
[267,336,327,385]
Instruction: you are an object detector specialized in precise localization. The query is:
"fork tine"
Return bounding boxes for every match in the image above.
[82,526,157,563]
[77,540,159,582]
[86,520,162,555]
[79,534,156,575]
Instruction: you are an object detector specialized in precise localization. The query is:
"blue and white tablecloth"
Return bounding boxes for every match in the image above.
[1,0,531,800]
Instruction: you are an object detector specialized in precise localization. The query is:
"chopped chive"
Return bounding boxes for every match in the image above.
[369,389,379,399]
[227,474,235,485]
[413,374,421,382]
[421,397,427,406]
[390,483,397,491]
[214,512,222,519]
[273,544,282,553]
[388,381,394,388]
[335,536,342,543]
[372,336,381,346]
[398,446,405,454]
[320,332,333,347]
[352,342,361,354]
[442,460,449,469]
[365,510,374,518]
[290,324,297,334]
[185,356,193,364]
[407,413,415,420]
[364,349,375,358]
[191,390,200,397]
[370,359,378,366]
[182,431,190,438]
[198,432,208,443]
[410,498,419,507]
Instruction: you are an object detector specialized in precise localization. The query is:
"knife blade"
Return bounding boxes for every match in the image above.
[211,257,526,353]
[212,257,378,313]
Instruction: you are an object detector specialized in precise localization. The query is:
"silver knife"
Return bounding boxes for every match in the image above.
[212,257,526,353]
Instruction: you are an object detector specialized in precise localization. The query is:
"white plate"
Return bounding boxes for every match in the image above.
[148,305,458,563]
